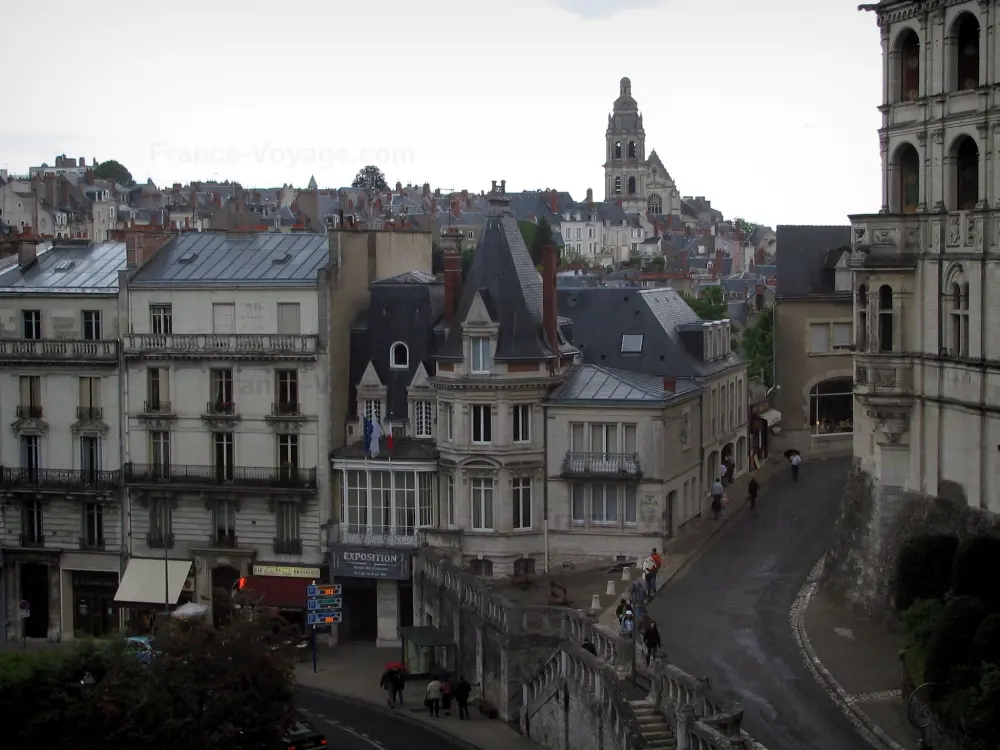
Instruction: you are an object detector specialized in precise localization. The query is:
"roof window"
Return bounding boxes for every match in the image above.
[621,334,643,354]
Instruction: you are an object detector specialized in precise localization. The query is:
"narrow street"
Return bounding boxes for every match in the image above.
[646,458,870,750]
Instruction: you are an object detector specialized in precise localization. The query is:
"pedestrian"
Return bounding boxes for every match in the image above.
[620,610,635,635]
[441,678,453,715]
[615,598,628,623]
[641,554,657,596]
[748,477,759,511]
[582,639,597,656]
[720,461,729,486]
[453,675,472,720]
[643,622,661,666]
[790,452,802,482]
[649,548,662,594]
[380,668,404,708]
[711,477,724,520]
[425,676,442,717]
[629,577,646,605]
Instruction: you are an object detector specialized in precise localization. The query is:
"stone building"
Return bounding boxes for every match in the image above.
[823,0,1000,620]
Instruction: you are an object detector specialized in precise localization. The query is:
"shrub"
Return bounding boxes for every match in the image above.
[925,595,990,693]
[952,535,1000,611]
[895,533,959,612]
[900,598,945,683]
[972,613,1000,667]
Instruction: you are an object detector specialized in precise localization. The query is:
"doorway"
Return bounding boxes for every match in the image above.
[19,563,50,638]
[342,579,377,641]
[398,581,414,629]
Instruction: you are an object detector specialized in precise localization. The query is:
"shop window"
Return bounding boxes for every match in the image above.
[809,378,854,436]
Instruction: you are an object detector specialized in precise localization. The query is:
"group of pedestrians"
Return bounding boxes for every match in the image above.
[381,667,473,720]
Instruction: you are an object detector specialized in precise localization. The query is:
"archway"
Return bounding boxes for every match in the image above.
[895,29,920,102]
[721,442,736,483]
[893,143,919,213]
[951,135,979,210]
[951,13,980,91]
[809,378,854,436]
[211,565,240,628]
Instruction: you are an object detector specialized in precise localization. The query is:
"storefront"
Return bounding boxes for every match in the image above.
[114,557,194,634]
[330,545,414,647]
[241,564,321,633]
[68,571,119,638]
[749,407,781,469]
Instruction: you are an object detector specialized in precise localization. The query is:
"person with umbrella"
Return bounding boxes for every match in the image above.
[380,662,406,708]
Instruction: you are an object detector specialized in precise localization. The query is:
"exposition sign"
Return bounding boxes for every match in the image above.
[329,546,410,580]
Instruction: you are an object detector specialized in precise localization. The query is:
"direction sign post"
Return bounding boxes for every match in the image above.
[307,581,342,673]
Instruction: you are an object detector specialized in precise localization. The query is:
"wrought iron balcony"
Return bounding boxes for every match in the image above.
[141,400,174,415]
[332,523,419,548]
[16,405,43,419]
[123,333,318,359]
[0,339,118,362]
[560,452,643,480]
[2,467,121,491]
[269,401,302,417]
[204,401,236,415]
[146,532,174,549]
[124,463,317,491]
[20,534,45,548]
[273,538,303,555]
[79,536,105,550]
[210,531,238,549]
[76,406,104,421]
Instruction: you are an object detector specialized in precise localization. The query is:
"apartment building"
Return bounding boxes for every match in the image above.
[116,232,330,628]
[0,239,125,641]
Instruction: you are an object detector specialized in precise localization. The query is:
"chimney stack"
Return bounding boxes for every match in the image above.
[586,188,593,208]
[541,244,559,355]
[450,199,461,219]
[443,229,464,321]
[462,189,469,207]
[754,247,765,265]
[17,240,38,269]
[662,377,676,393]
[549,189,557,215]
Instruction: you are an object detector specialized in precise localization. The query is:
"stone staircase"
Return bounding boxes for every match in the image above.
[629,698,677,750]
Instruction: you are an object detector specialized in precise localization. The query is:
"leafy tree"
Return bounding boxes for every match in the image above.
[1,607,297,750]
[733,217,758,242]
[93,160,134,186]
[681,285,727,321]
[351,164,388,194]
[647,255,666,271]
[518,216,555,267]
[741,306,774,386]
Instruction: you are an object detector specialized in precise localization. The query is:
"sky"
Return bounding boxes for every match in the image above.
[4,0,882,228]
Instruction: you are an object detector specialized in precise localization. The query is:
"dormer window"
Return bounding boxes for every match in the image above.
[470,337,492,374]
[621,334,643,354]
[390,341,409,369]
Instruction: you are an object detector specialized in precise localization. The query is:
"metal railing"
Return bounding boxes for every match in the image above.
[334,523,420,547]
[2,467,121,490]
[561,451,643,479]
[16,405,43,419]
[79,536,105,550]
[210,532,238,549]
[273,538,303,554]
[270,401,302,416]
[20,534,44,548]
[123,333,317,355]
[146,532,174,549]
[124,463,317,490]
[205,401,236,415]
[76,406,104,420]
[142,400,173,414]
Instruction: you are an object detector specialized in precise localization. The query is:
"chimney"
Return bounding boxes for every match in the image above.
[542,244,558,355]
[462,189,469,207]
[395,181,403,193]
[586,188,593,208]
[78,157,85,167]
[755,247,765,265]
[44,175,58,206]
[450,199,461,219]
[17,240,38,269]
[84,169,94,185]
[662,377,676,393]
[423,183,430,197]
[653,220,660,238]
[714,249,723,278]
[549,189,557,215]
[443,229,463,321]
[113,227,176,267]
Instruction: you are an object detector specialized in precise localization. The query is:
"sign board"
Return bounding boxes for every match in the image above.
[306,584,341,597]
[329,545,410,580]
[252,565,321,579]
[307,597,342,610]
[307,611,343,625]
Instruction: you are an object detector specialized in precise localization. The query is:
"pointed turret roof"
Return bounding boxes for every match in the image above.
[307,175,318,189]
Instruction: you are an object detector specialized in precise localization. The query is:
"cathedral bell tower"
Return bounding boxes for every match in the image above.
[604,77,646,212]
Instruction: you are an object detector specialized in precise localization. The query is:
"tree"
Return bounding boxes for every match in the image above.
[518,216,556,267]
[0,607,297,750]
[93,160,134,186]
[647,256,666,271]
[733,217,758,242]
[682,286,727,321]
[741,306,774,386]
[351,165,388,194]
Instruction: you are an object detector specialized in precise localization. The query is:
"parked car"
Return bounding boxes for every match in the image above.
[123,635,155,664]
[281,719,326,749]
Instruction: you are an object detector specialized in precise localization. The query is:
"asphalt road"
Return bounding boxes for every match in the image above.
[296,688,477,750]
[646,458,871,750]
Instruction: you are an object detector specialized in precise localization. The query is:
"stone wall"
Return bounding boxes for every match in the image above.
[820,459,1000,625]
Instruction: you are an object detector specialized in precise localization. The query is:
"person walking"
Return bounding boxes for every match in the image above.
[441,677,453,715]
[748,477,760,511]
[381,668,405,708]
[620,610,635,635]
[643,622,661,667]
[453,676,472,720]
[646,548,663,596]
[641,553,657,597]
[711,477,724,520]
[425,676,443,716]
[790,452,802,482]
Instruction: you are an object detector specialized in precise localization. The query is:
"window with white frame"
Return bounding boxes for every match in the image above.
[590,484,618,523]
[571,486,586,523]
[512,404,531,443]
[81,310,102,340]
[470,336,492,374]
[809,321,853,353]
[471,477,494,530]
[371,471,392,533]
[150,304,172,335]
[390,342,409,369]
[364,399,382,423]
[624,486,637,523]
[471,404,492,443]
[276,501,300,544]
[512,477,531,529]
[570,485,636,525]
[418,473,434,527]
[394,471,415,534]
[414,400,433,438]
[213,498,236,543]
[345,470,368,530]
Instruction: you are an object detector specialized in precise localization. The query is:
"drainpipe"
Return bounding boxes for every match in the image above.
[542,403,549,574]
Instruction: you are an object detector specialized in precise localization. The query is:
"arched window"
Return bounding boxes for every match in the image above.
[878,285,894,353]
[628,141,637,159]
[953,135,979,210]
[810,378,854,436]
[390,341,409,369]
[947,271,970,357]
[647,193,663,215]
[856,284,868,351]
[952,13,980,91]
[614,141,622,159]
[894,143,919,214]
[897,29,920,102]
[627,176,636,194]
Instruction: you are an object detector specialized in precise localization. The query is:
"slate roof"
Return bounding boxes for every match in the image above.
[0,241,127,294]
[774,225,851,300]
[549,364,699,404]
[129,231,329,286]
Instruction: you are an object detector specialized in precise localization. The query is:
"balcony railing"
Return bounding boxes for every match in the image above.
[205,401,236,415]
[270,402,302,416]
[273,538,303,555]
[79,536,105,550]
[849,214,921,268]
[146,532,174,549]
[561,452,643,480]
[76,406,105,421]
[20,534,45,548]
[333,523,419,548]
[210,531,238,549]
[2,467,121,491]
[16,405,43,419]
[855,357,914,400]
[124,463,317,490]
[0,339,118,361]
[141,400,174,414]
[123,333,317,357]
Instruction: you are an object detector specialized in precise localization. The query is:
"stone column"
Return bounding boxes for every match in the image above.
[375,579,400,647]
[675,704,695,750]
[47,561,60,641]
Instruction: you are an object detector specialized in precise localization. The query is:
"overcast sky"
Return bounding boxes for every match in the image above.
[4,0,881,227]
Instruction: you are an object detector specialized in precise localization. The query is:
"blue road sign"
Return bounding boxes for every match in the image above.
[307,584,342,597]
[307,611,343,625]
[307,597,342,610]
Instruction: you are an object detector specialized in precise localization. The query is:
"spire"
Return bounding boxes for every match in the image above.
[307,175,318,190]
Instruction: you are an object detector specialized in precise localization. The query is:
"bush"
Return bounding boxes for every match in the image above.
[925,595,990,693]
[900,599,945,683]
[972,614,1000,667]
[895,533,959,613]
[952,535,1000,611]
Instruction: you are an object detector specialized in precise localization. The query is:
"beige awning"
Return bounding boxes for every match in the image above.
[759,409,782,427]
[114,558,193,605]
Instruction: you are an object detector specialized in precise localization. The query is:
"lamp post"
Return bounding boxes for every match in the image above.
[906,682,939,749]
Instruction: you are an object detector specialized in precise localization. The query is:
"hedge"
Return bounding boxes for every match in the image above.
[895,533,959,613]
[972,613,1000,667]
[924,595,990,693]
[952,535,1000,611]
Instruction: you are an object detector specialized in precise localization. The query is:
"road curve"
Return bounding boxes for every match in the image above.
[646,458,871,750]
[296,688,480,750]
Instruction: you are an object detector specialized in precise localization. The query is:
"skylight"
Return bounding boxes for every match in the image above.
[621,334,643,354]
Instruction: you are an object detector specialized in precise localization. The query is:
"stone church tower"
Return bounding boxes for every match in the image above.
[604,77,647,212]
